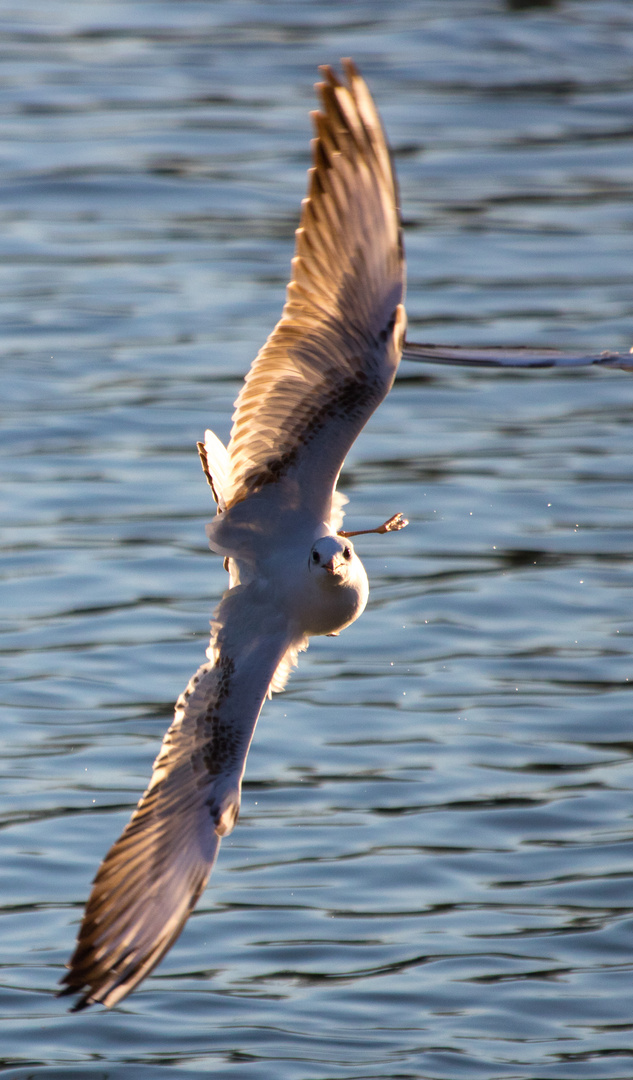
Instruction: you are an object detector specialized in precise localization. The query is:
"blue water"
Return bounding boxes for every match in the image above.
[2,1,633,1077]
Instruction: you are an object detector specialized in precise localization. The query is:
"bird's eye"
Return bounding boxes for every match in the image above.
[343,546,351,560]
[312,550,320,564]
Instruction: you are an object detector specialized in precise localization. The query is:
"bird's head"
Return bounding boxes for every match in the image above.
[308,535,356,581]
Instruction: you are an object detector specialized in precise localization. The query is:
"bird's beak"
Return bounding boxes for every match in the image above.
[322,557,341,576]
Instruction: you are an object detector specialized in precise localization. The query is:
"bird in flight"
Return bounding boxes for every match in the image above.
[60,58,630,1013]
[60,59,408,1010]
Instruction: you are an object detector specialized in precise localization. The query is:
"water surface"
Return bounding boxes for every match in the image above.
[2,2,633,1077]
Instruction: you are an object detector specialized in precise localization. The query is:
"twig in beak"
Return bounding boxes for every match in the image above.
[338,513,408,539]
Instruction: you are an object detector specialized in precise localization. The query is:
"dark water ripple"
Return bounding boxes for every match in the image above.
[2,2,633,1078]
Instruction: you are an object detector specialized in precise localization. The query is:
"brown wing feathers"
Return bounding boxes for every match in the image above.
[223,61,404,515]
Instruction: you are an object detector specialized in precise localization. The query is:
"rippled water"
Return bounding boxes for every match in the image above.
[2,2,633,1077]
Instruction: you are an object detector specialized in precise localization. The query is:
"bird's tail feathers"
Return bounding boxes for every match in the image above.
[197,429,230,510]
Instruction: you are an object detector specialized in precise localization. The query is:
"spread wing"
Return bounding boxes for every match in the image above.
[220,60,406,533]
[403,341,633,371]
[60,586,294,1010]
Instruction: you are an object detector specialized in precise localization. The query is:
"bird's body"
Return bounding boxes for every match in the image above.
[61,59,406,1010]
[59,55,629,1014]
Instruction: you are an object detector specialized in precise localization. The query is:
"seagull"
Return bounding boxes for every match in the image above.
[60,59,408,1010]
[60,57,631,1013]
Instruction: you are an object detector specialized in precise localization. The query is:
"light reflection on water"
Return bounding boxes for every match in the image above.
[2,2,633,1077]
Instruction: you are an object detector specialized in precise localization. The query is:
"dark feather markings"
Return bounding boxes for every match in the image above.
[59,654,243,1009]
[224,60,404,521]
[235,362,387,500]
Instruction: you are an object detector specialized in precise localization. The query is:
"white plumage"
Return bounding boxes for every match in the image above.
[59,56,630,1013]
[60,59,407,1010]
